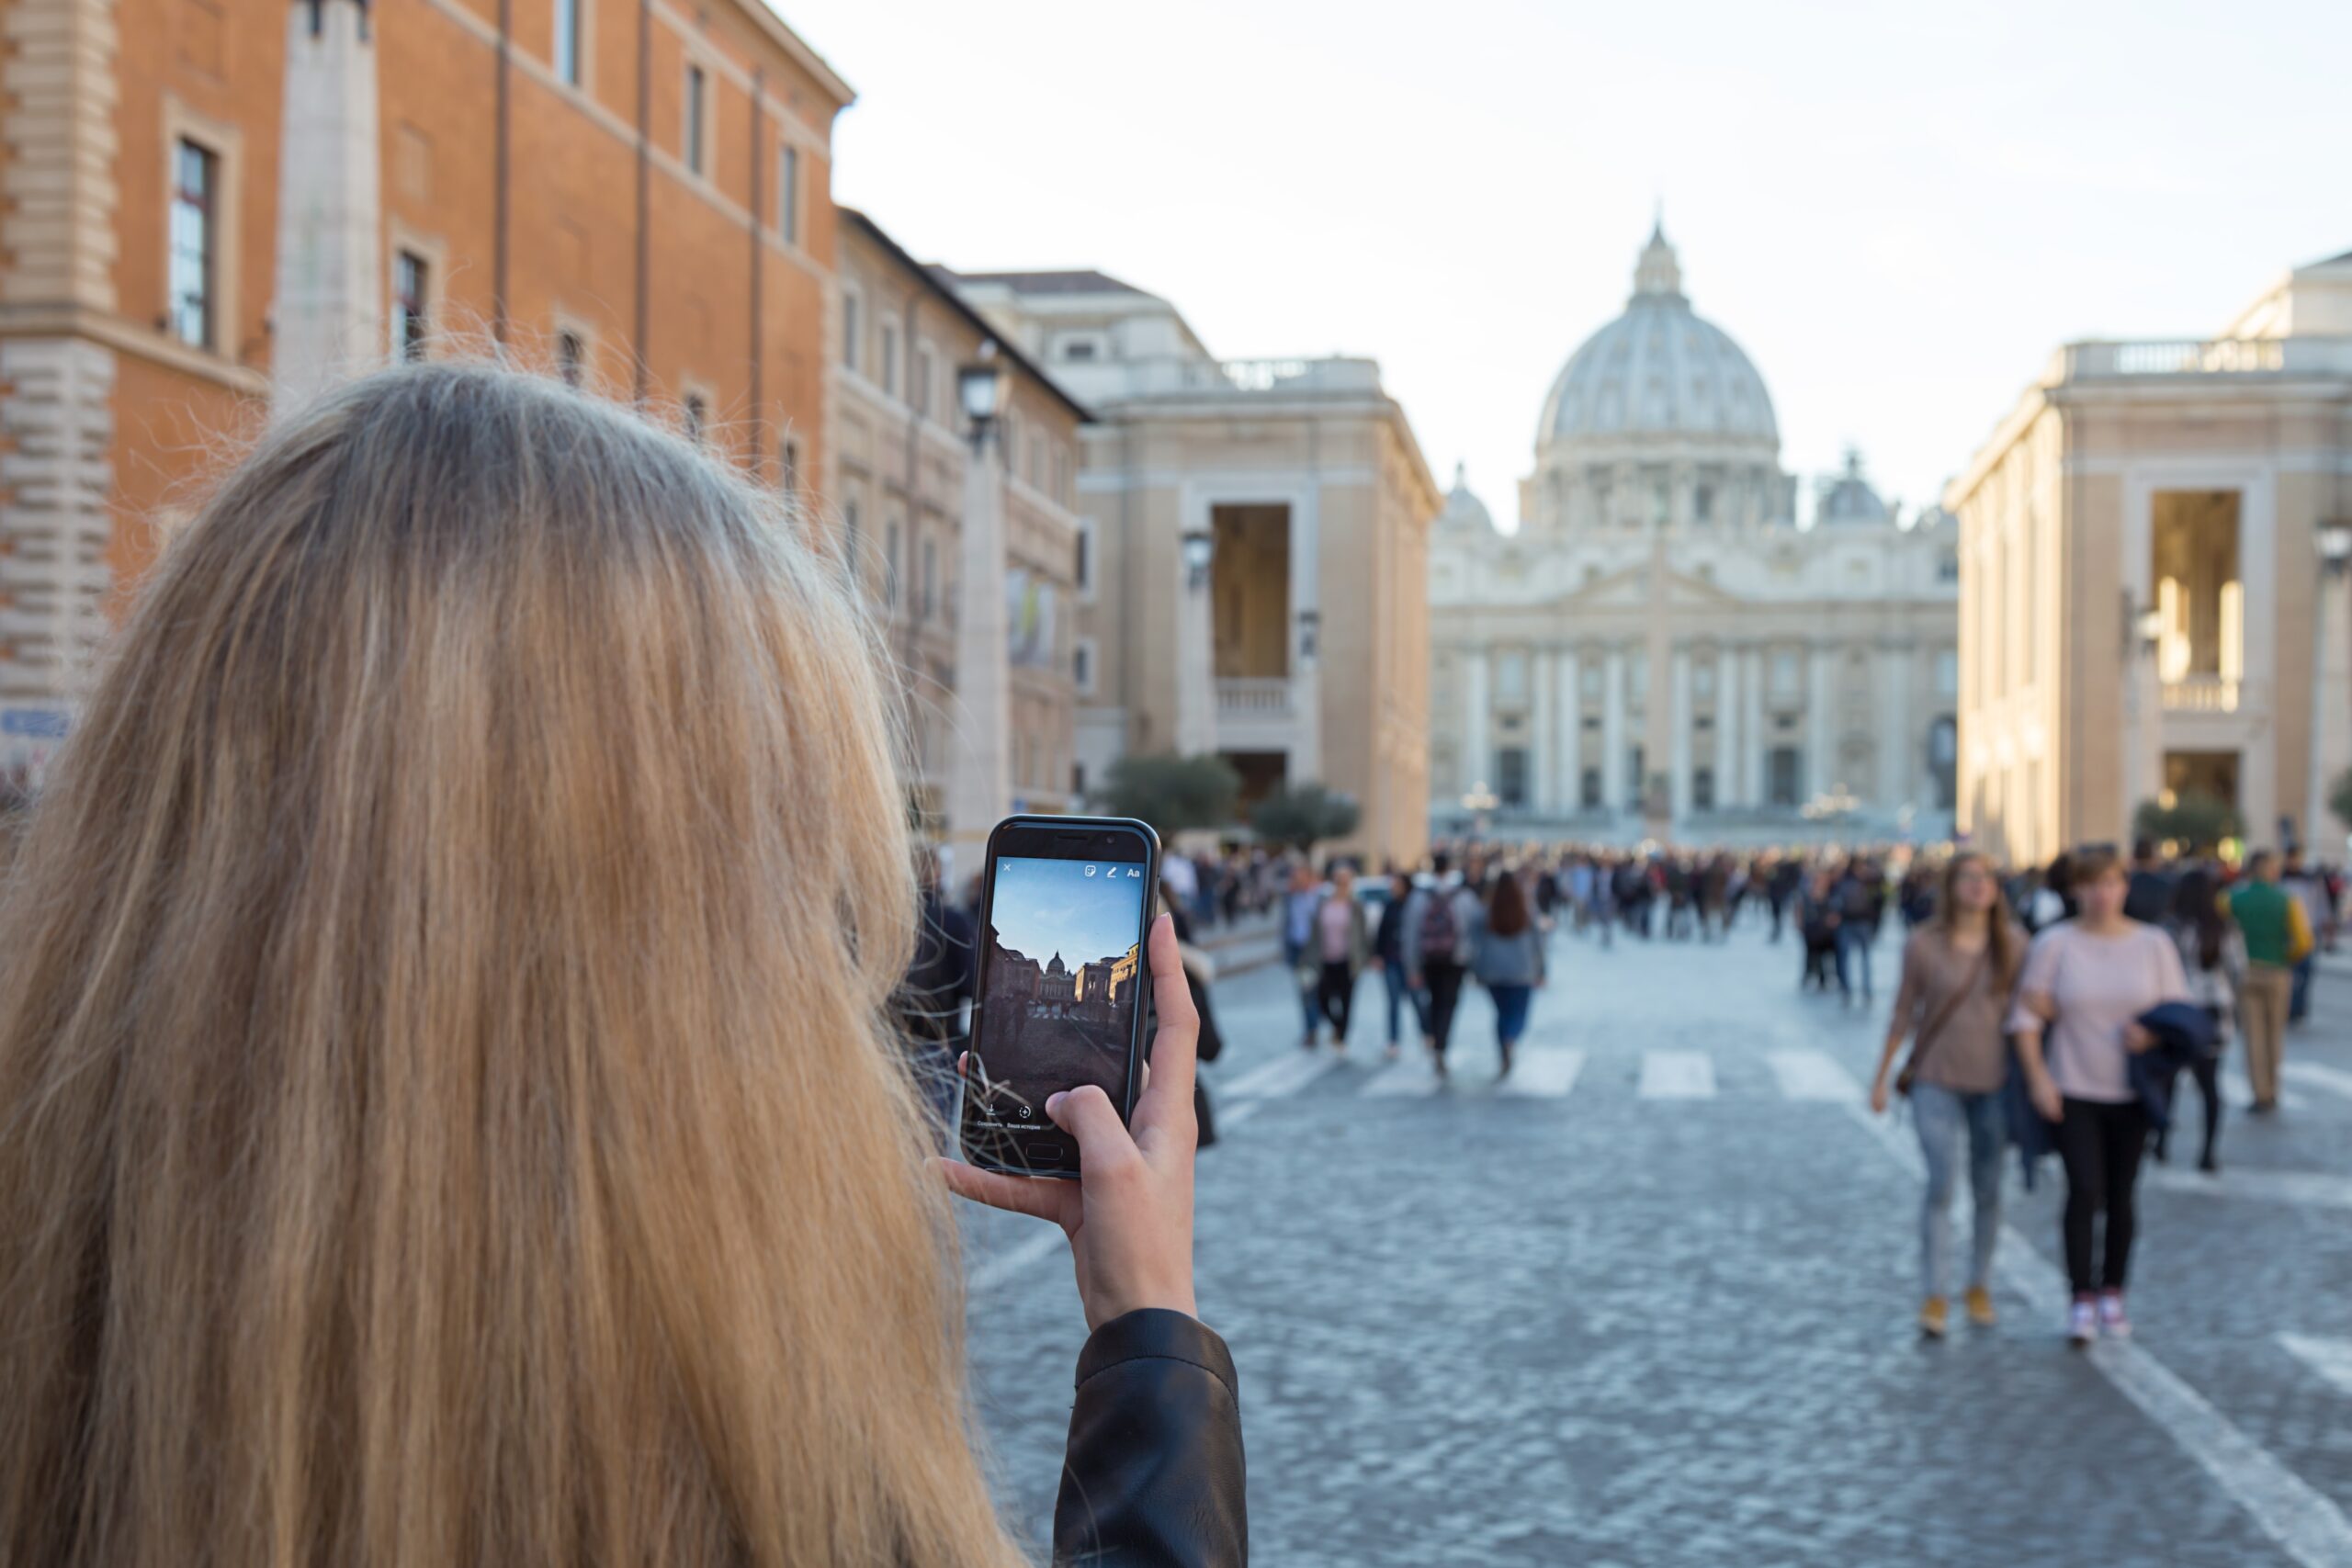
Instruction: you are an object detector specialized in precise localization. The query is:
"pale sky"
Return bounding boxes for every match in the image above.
[989,856,1148,969]
[784,0,2348,529]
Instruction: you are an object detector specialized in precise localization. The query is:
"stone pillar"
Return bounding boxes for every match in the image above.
[1289,493,1322,785]
[1809,644,1838,803]
[1531,646,1554,812]
[1745,647,1767,807]
[2311,563,2352,852]
[1556,648,1580,810]
[1713,644,1736,815]
[1463,647,1490,796]
[946,429,1012,859]
[272,0,384,415]
[1668,646,1692,828]
[1173,523,1217,759]
[1881,644,1911,815]
[1602,646,1627,814]
[0,340,115,770]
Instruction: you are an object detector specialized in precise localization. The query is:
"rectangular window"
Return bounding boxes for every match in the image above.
[1074,521,1093,595]
[1769,747,1802,807]
[1694,484,1714,523]
[684,64,707,176]
[681,392,707,446]
[392,250,430,361]
[1580,767,1602,809]
[879,321,898,398]
[1770,649,1799,699]
[843,500,862,579]
[780,439,798,496]
[553,0,582,85]
[1496,650,1528,704]
[842,291,861,372]
[882,518,899,606]
[169,139,218,350]
[921,537,937,619]
[912,344,933,419]
[1073,637,1095,694]
[777,145,799,243]
[556,329,584,387]
[1693,767,1714,811]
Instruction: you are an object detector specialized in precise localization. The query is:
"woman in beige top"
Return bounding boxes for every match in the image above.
[1871,852,2026,1338]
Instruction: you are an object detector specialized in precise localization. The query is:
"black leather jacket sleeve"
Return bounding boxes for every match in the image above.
[1053,1308,1248,1567]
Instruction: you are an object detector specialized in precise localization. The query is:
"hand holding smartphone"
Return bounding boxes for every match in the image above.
[942,816,1202,1329]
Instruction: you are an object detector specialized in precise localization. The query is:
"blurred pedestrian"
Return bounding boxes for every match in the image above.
[2229,849,2312,1111]
[1403,855,1482,1081]
[1283,861,1327,1050]
[2012,846,2190,1344]
[1473,869,1546,1078]
[1373,870,1426,1061]
[1870,852,2022,1337]
[1313,864,1372,1055]
[2162,864,2239,1172]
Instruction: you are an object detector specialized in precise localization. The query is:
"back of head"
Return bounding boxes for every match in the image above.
[0,365,1021,1568]
[1487,871,1531,937]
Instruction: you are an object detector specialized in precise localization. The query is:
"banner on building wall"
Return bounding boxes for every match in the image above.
[1007,570,1057,668]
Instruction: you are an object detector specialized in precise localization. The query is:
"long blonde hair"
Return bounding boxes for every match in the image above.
[0,364,1025,1568]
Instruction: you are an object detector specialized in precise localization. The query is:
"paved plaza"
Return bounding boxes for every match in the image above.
[959,919,2352,1566]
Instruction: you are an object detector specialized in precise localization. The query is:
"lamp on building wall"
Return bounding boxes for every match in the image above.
[957,344,1007,452]
[2133,604,2165,654]
[1182,527,1216,592]
[2321,519,2352,575]
[1296,606,1320,660]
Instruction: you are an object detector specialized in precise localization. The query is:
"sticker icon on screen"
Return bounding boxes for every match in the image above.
[1084,864,1098,877]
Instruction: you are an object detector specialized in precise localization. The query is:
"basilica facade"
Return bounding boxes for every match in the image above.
[1429,224,1961,844]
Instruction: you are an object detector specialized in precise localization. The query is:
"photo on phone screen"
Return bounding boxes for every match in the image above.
[961,819,1157,1175]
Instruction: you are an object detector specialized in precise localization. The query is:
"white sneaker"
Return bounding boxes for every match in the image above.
[2098,1292,2132,1340]
[2067,1300,2098,1346]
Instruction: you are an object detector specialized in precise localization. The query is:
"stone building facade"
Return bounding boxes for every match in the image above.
[1428,224,1961,846]
[954,271,1442,865]
[1950,248,2352,866]
[0,0,850,773]
[833,209,1087,829]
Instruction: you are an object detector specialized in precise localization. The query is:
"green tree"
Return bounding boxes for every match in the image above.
[1095,752,1240,840]
[1249,783,1362,856]
[2132,791,2244,852]
[2331,767,2352,834]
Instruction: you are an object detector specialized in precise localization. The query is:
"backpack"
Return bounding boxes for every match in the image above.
[1418,890,1461,962]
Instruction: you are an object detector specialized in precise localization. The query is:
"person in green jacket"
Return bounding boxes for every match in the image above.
[2228,851,2314,1113]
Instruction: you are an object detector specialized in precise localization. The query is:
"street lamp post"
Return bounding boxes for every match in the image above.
[1175,525,1217,756]
[945,346,1012,869]
[2305,519,2352,852]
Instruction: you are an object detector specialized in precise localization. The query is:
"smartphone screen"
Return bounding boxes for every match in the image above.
[959,817,1159,1178]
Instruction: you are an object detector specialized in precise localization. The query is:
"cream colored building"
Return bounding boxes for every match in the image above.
[833,211,1089,829]
[1429,225,1961,845]
[952,271,1443,864]
[1950,248,2352,866]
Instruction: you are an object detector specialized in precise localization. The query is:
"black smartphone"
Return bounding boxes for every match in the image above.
[958,815,1160,1179]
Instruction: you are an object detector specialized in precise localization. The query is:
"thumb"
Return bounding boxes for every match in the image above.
[1046,1084,1138,1168]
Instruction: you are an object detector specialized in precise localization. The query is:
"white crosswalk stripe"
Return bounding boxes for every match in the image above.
[2147,1164,2352,1212]
[2280,1061,2352,1101]
[1766,1049,1860,1101]
[2221,1064,2309,1113]
[1363,1057,1446,1097]
[1638,1050,1716,1100]
[2278,1334,2352,1398]
[1498,1048,1586,1099]
[1220,1050,1338,1102]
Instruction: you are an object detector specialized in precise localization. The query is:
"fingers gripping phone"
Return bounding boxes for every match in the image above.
[958,815,1160,1179]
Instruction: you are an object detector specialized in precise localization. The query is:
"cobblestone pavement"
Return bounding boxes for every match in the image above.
[958,919,2352,1566]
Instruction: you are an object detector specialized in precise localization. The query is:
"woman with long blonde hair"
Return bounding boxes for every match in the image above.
[0,364,1242,1567]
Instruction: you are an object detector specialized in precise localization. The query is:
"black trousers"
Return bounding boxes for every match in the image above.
[2058,1098,2150,1294]
[1423,958,1467,1056]
[1316,960,1357,1042]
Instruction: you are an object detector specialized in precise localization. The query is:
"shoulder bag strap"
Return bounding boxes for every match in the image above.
[1899,945,1992,1094]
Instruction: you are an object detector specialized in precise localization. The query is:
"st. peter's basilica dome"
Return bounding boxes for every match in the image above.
[1535,222,1779,454]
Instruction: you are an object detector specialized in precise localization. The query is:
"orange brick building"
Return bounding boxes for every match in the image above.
[0,0,850,771]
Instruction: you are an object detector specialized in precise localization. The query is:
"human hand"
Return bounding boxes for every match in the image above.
[2123,1021,2155,1054]
[942,913,1199,1331]
[1869,1074,1891,1116]
[2030,1072,2064,1123]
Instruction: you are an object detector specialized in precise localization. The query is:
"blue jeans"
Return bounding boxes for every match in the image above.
[1912,1082,2006,1299]
[1836,924,1874,998]
[2290,955,2313,1021]
[1383,962,1428,1043]
[1488,983,1534,1047]
[1284,940,1321,1038]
